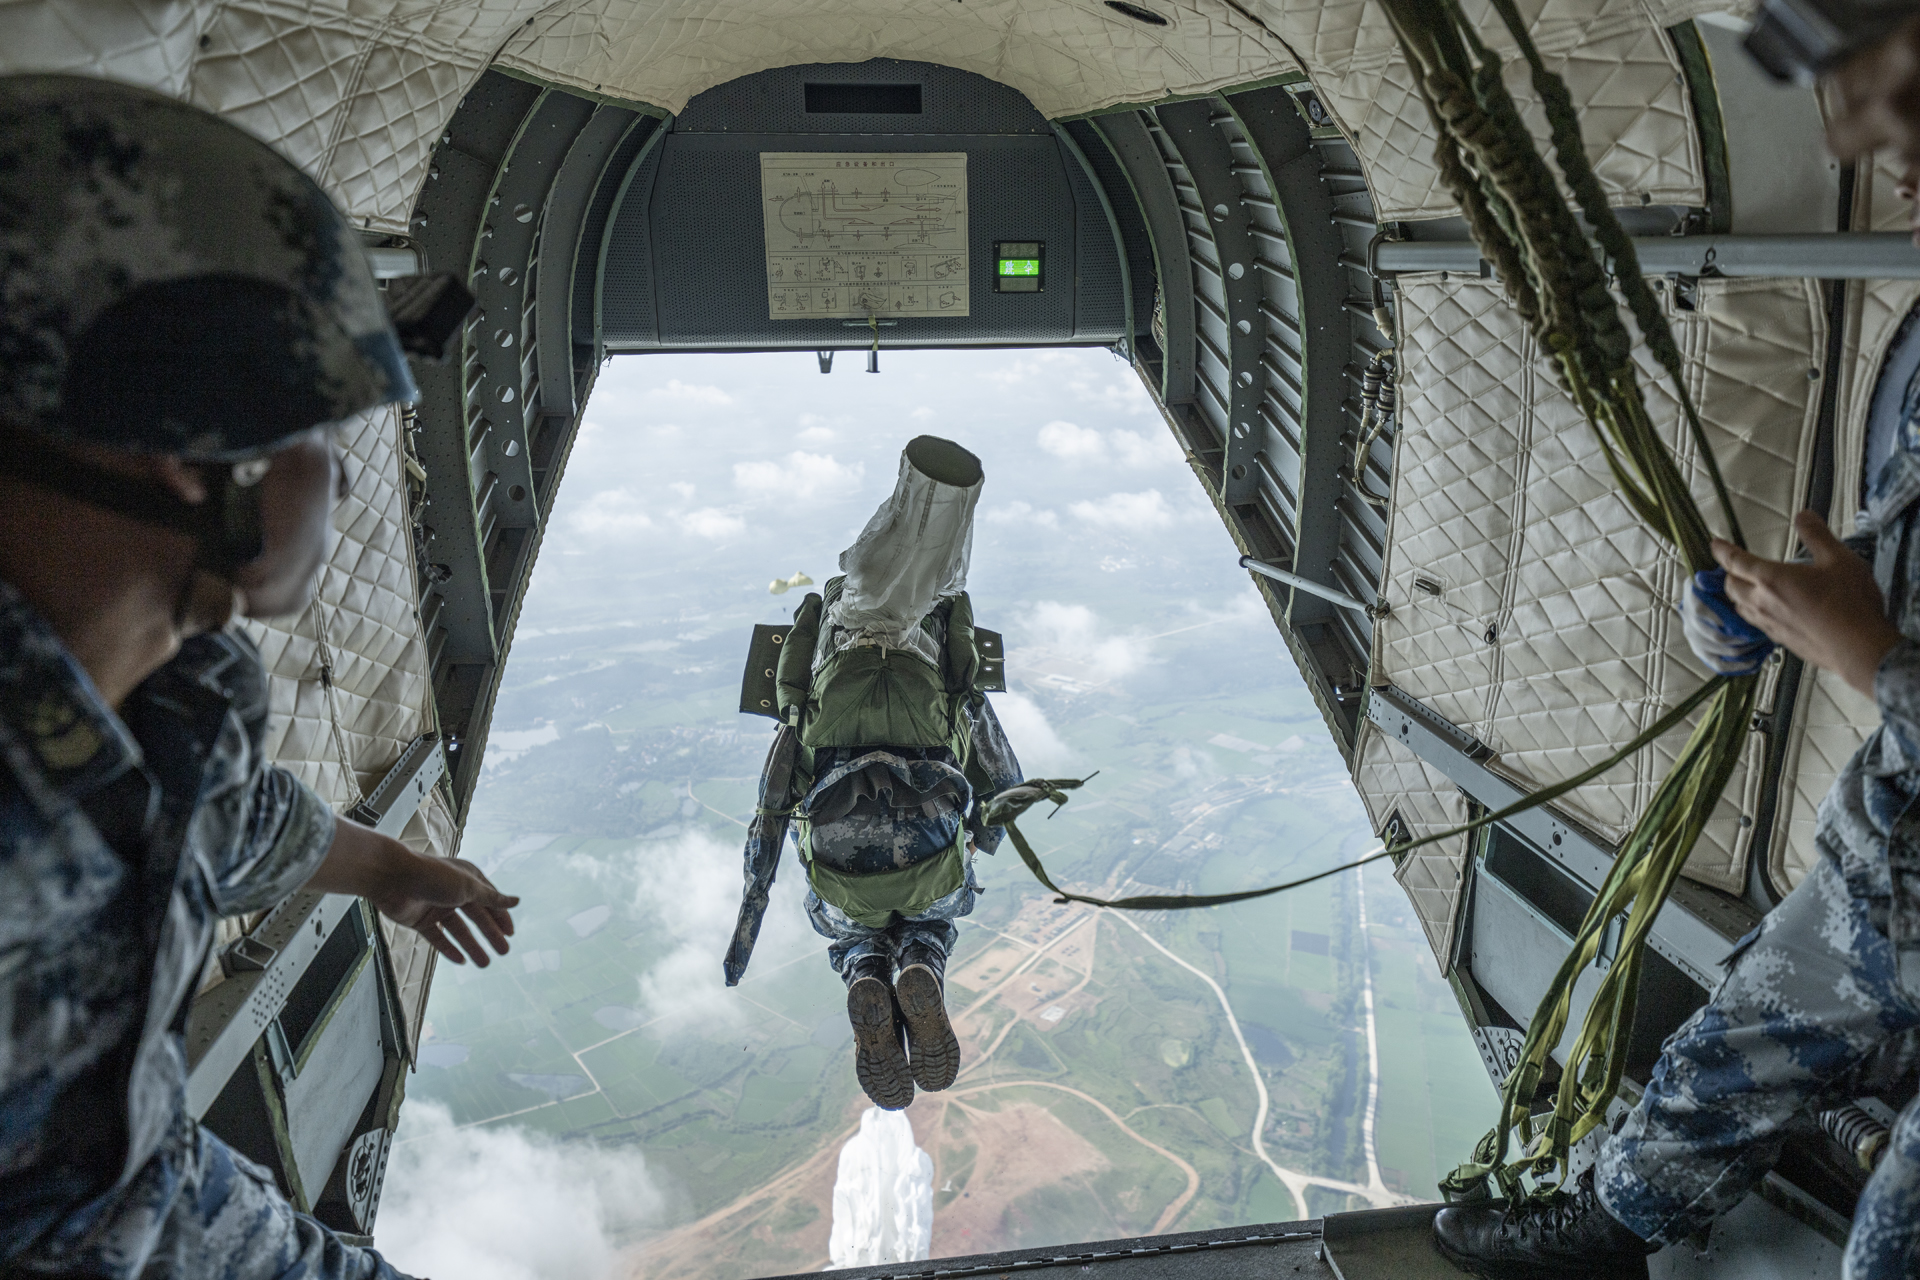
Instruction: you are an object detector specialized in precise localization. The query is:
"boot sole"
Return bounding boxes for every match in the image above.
[896,964,960,1091]
[848,977,914,1111]
[1431,1230,1650,1280]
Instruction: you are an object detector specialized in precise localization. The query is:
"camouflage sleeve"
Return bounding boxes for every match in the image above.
[206,764,337,917]
[1876,638,1920,763]
[725,727,799,986]
[964,695,1024,855]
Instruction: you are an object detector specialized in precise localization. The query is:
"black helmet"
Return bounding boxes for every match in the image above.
[0,74,415,460]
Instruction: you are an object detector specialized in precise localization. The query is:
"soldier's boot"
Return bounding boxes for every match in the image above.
[1431,1168,1657,1280]
[846,953,914,1111]
[894,941,960,1092]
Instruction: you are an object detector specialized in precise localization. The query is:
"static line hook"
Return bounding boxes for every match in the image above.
[867,314,880,373]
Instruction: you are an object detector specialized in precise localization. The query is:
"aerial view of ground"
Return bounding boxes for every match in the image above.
[378,349,1494,1279]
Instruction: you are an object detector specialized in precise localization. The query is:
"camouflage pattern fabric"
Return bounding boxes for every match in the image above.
[725,696,1023,987]
[800,748,970,875]
[0,75,413,459]
[805,866,980,984]
[23,1115,401,1280]
[1595,448,1920,1276]
[0,583,403,1278]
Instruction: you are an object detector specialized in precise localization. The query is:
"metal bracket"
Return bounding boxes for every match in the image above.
[345,733,448,838]
[1366,683,1757,989]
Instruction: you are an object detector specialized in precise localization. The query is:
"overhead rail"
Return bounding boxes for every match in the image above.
[1373,231,1920,279]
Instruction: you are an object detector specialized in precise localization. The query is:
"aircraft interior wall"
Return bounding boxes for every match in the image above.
[7,0,1914,1271]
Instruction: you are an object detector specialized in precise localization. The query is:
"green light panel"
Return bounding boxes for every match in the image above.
[998,259,1040,276]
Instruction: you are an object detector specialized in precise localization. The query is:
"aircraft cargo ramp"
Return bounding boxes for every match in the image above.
[772,1200,1843,1280]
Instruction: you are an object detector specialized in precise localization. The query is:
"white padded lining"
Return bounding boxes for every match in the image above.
[1374,275,1824,894]
[3,0,1715,232]
[1763,278,1912,892]
[1251,0,1707,220]
[1354,722,1472,970]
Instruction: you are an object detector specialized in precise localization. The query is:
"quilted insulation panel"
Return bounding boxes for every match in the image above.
[1376,275,1825,895]
[1355,722,1472,971]
[1761,278,1917,893]
[1250,0,1712,220]
[0,0,1298,232]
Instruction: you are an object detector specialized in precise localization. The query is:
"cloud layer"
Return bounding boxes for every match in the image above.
[377,1101,665,1280]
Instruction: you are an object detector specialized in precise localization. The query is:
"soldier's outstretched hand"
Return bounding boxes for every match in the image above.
[305,817,520,966]
[1711,511,1903,696]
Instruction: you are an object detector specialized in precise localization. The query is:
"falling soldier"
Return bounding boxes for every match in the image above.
[725,436,1023,1111]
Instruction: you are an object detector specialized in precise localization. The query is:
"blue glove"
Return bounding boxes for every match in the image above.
[1681,567,1774,676]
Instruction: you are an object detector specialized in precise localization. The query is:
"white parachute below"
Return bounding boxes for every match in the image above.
[827,1107,934,1269]
[768,570,814,595]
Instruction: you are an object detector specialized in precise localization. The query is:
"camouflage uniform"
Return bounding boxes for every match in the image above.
[799,714,1022,983]
[0,585,405,1278]
[1596,446,1920,1279]
[0,77,419,1280]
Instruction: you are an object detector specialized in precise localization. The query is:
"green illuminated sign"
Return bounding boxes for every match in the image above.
[998,258,1040,276]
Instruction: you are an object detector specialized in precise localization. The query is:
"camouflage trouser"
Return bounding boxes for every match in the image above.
[15,1116,407,1280]
[1597,855,1920,1278]
[805,867,978,986]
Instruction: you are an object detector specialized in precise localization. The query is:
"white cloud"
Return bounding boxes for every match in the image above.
[734,451,865,502]
[1037,420,1105,461]
[652,379,732,405]
[627,830,814,1027]
[682,507,746,540]
[798,425,837,445]
[991,691,1077,776]
[668,481,696,502]
[1020,601,1144,685]
[909,406,936,422]
[983,500,1058,528]
[1069,489,1177,530]
[568,488,653,539]
[378,1101,666,1280]
[1110,429,1180,468]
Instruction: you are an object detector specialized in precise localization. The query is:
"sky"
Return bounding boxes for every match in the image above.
[370,344,1486,1278]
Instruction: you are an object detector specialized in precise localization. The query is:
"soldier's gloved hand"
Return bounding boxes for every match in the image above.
[1681,567,1776,676]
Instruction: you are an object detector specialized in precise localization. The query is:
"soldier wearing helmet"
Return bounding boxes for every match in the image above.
[0,77,514,1278]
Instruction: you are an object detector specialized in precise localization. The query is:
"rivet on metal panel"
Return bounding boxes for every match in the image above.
[1237,319,1251,334]
[1227,262,1245,279]
[1231,464,1248,480]
[1211,203,1229,221]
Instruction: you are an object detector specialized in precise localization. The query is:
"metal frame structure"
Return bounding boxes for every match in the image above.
[187,735,445,1237]
[251,34,1908,1246]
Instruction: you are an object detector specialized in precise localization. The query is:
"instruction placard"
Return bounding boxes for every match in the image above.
[760,152,969,320]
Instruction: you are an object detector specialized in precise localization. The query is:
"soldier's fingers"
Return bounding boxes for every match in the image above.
[1713,540,1771,586]
[440,913,491,967]
[461,900,512,954]
[1794,510,1847,564]
[417,921,467,965]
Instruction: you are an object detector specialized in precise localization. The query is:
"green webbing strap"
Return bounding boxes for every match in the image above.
[987,677,1722,916]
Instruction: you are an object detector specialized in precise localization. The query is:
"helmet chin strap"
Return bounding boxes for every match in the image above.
[0,438,267,631]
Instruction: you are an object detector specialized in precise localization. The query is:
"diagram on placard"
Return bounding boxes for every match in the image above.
[761,152,969,319]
